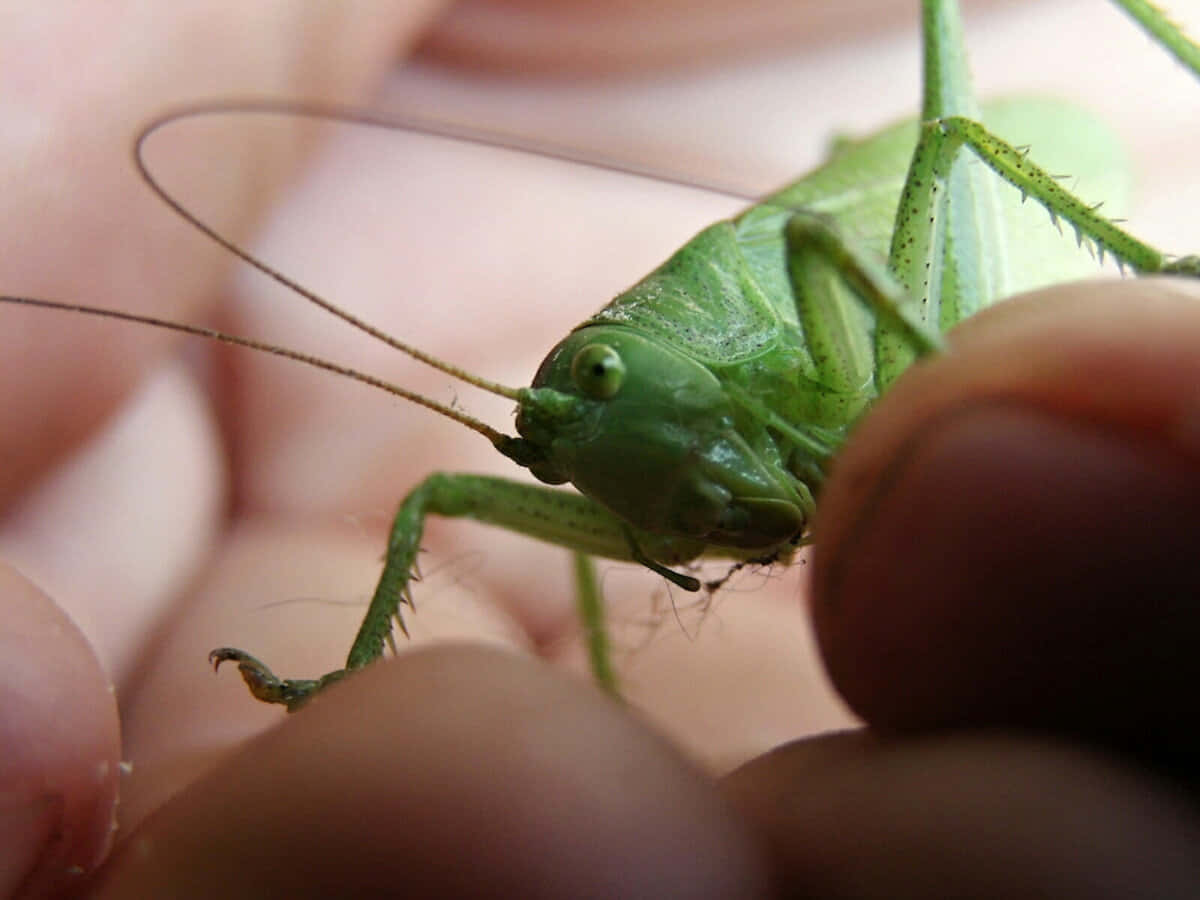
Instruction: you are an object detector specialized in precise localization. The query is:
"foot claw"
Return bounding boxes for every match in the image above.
[209,647,344,712]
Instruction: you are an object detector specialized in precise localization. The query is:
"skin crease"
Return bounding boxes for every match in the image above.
[3,0,1200,896]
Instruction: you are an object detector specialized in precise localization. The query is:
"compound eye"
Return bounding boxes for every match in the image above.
[570,343,625,400]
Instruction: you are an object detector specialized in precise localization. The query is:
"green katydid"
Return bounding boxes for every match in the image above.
[5,0,1200,711]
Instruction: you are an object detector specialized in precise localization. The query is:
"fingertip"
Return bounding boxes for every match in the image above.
[97,645,770,898]
[0,564,121,896]
[811,280,1200,749]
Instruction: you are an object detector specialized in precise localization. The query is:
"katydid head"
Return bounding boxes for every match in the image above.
[510,324,807,551]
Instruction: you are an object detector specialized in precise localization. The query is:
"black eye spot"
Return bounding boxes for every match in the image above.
[571,344,625,400]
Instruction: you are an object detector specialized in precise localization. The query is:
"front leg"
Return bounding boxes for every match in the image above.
[784,210,944,391]
[213,473,705,709]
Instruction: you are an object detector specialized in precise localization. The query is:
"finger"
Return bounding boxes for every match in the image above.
[419,0,915,73]
[0,565,121,897]
[810,278,1200,754]
[96,645,770,898]
[723,730,1200,899]
[1,1,448,505]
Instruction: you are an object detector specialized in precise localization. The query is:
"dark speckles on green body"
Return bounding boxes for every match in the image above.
[588,222,780,363]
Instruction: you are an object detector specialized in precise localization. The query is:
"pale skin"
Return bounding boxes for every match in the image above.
[3,1,1200,896]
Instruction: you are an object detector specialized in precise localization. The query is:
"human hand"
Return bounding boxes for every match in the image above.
[5,0,1200,896]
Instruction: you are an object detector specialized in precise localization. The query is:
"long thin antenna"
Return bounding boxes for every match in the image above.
[4,295,509,444]
[141,98,759,204]
[14,102,760,443]
[134,104,522,402]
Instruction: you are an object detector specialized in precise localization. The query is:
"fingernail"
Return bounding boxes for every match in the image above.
[812,402,1200,744]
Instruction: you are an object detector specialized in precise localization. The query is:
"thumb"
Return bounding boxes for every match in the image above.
[810,277,1200,758]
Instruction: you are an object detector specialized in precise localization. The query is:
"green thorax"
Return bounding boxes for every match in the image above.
[582,97,1129,433]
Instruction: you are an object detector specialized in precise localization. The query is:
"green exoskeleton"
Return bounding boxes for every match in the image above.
[7,0,1200,710]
